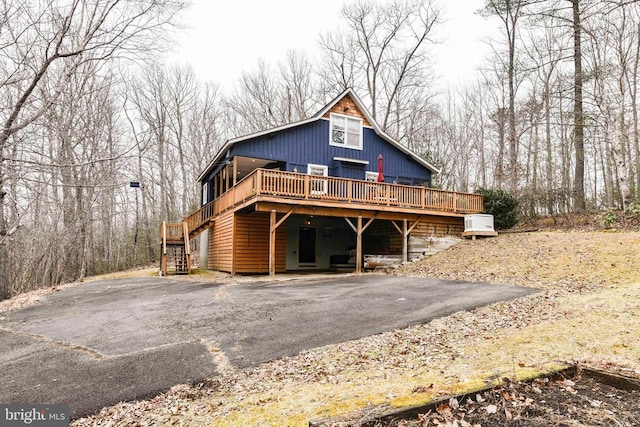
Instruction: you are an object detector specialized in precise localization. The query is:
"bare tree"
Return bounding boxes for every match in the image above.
[0,0,185,299]
[570,0,587,211]
[524,21,566,214]
[226,51,320,135]
[319,0,442,136]
[481,0,530,192]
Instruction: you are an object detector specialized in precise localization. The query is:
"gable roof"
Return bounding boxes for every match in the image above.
[196,88,440,182]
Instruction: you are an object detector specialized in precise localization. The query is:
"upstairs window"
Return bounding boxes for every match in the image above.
[330,113,363,150]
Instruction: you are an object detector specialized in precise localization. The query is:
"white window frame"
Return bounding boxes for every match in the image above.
[202,182,208,206]
[329,113,363,150]
[365,171,379,182]
[307,163,328,195]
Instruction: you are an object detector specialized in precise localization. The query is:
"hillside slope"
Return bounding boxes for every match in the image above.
[73,231,640,426]
[397,230,640,290]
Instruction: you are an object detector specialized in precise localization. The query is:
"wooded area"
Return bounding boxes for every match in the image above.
[1,0,639,299]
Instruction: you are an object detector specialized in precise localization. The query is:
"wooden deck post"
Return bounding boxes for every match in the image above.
[183,221,191,274]
[225,163,230,193]
[303,174,310,199]
[161,221,167,276]
[345,215,377,274]
[233,157,238,186]
[356,216,363,274]
[255,169,262,194]
[402,219,408,263]
[392,217,423,265]
[269,210,276,277]
[268,207,295,278]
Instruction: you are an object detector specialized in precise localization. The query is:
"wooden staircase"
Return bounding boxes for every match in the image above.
[160,221,192,275]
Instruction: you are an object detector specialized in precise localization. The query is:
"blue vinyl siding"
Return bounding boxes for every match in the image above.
[228,119,432,185]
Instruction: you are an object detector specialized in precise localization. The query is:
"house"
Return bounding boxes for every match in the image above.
[159,89,483,276]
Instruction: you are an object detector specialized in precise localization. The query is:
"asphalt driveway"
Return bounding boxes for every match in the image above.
[0,274,536,418]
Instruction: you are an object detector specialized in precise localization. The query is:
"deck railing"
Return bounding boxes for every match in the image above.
[161,221,185,242]
[183,168,483,238]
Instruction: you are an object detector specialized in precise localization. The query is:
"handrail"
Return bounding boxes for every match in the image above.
[256,169,484,213]
[181,168,483,238]
[162,222,184,242]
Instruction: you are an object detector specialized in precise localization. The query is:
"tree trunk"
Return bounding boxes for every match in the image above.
[633,23,640,195]
[603,118,615,207]
[612,115,632,209]
[572,0,586,211]
[508,23,518,193]
[0,171,10,300]
[544,78,554,215]
[532,104,540,216]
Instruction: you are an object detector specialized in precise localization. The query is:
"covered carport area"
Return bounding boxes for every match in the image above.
[257,198,465,276]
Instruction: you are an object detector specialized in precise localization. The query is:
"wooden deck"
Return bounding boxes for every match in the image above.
[183,169,483,239]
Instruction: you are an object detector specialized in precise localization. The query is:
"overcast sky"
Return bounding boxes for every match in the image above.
[170,0,498,91]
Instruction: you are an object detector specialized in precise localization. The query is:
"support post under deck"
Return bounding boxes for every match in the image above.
[269,210,276,277]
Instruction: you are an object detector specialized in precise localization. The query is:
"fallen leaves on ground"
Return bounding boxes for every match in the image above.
[387,372,640,427]
[66,230,640,426]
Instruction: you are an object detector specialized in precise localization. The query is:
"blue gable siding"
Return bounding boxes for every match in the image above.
[227,119,431,185]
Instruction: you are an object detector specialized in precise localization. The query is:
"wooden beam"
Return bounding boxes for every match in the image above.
[356,216,363,274]
[344,217,357,233]
[303,174,310,199]
[346,215,366,273]
[361,214,377,233]
[408,216,423,234]
[161,221,167,276]
[402,219,408,263]
[268,207,295,278]
[233,157,238,186]
[256,169,262,194]
[390,220,402,235]
[273,207,295,231]
[183,222,191,274]
[162,221,167,255]
[253,199,464,220]
[269,210,277,277]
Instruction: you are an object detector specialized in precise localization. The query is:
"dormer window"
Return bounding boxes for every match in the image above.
[330,113,363,150]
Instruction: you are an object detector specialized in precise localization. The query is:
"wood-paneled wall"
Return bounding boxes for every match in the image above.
[324,94,372,127]
[362,216,463,257]
[363,221,402,255]
[408,217,464,260]
[233,212,286,274]
[208,211,287,274]
[411,216,464,237]
[208,210,234,272]
[207,212,461,274]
